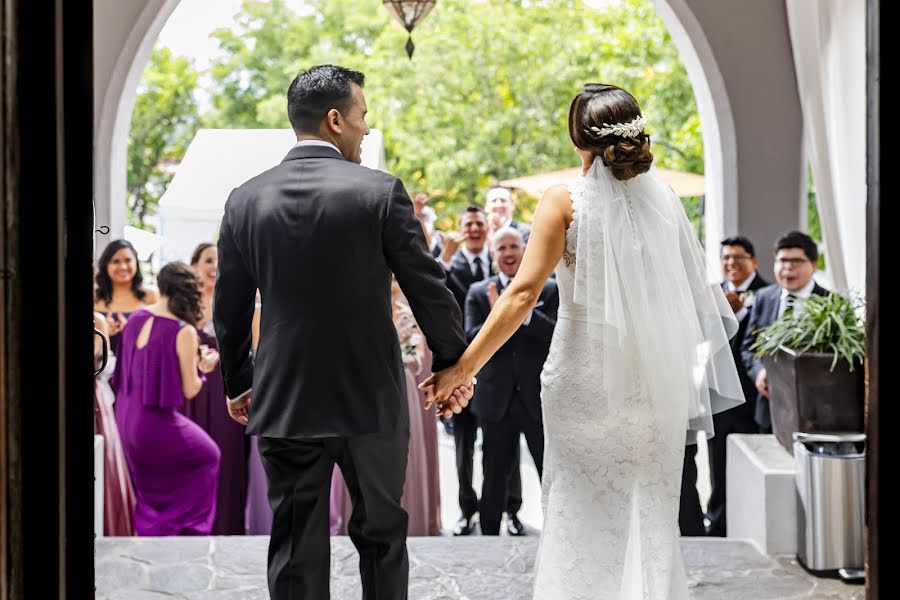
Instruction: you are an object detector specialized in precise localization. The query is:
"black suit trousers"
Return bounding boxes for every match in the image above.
[705,406,760,536]
[479,394,544,535]
[453,407,522,518]
[679,443,706,536]
[258,430,409,600]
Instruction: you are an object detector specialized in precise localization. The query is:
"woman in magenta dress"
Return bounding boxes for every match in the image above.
[113,262,221,536]
[180,243,249,535]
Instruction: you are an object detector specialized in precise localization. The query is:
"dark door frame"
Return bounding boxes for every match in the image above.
[2,0,95,597]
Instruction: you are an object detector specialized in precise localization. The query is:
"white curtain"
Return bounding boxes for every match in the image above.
[786,0,866,295]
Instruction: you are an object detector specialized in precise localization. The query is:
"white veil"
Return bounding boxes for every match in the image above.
[567,158,744,441]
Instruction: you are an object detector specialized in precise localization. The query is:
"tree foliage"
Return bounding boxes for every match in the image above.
[130,0,704,231]
[127,44,200,228]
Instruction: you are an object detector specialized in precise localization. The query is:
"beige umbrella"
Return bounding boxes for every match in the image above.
[499,166,705,198]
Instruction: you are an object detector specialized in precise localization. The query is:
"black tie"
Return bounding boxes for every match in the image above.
[784,292,797,315]
[472,256,485,281]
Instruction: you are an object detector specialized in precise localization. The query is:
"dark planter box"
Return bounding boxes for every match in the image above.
[762,348,864,454]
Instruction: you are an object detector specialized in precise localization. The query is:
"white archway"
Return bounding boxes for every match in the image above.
[93,0,766,281]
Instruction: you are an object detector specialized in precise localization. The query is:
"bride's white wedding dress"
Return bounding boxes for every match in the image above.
[533,159,744,599]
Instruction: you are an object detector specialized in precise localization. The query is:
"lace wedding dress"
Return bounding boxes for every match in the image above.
[533,159,744,599]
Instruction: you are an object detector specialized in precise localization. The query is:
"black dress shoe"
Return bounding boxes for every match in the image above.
[453,513,478,536]
[506,513,526,536]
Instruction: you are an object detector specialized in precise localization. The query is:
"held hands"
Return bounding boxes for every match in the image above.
[419,362,476,418]
[227,394,251,425]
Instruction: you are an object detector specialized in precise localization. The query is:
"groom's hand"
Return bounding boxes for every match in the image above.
[227,394,251,425]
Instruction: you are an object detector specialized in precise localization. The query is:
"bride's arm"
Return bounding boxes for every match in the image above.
[423,184,573,404]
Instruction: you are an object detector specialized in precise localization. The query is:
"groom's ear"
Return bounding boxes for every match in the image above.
[324,108,343,135]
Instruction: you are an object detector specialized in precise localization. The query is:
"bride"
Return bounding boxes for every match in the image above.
[424,84,744,599]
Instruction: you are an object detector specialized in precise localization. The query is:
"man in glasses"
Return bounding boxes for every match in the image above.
[685,236,770,537]
[740,231,829,434]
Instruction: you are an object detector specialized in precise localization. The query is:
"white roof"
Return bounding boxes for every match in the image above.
[158,128,386,217]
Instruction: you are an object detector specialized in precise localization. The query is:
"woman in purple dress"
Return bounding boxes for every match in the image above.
[113,262,221,536]
[93,239,158,357]
[180,243,249,535]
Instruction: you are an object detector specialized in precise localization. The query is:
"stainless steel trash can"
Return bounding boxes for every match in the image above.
[793,432,865,579]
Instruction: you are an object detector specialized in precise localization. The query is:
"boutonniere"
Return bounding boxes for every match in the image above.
[742,289,756,308]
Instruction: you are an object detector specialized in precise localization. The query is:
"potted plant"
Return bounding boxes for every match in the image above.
[751,293,865,454]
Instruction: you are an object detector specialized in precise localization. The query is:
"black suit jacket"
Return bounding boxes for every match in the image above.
[464,275,558,423]
[509,219,531,243]
[741,281,830,427]
[214,145,467,439]
[444,249,497,311]
[720,273,770,419]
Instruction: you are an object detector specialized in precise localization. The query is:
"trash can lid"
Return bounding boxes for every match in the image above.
[792,431,866,443]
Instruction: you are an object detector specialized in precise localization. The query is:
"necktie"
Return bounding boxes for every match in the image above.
[472,256,485,281]
[784,292,797,316]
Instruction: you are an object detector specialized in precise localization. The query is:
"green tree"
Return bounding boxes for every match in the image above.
[200,0,703,227]
[127,44,200,228]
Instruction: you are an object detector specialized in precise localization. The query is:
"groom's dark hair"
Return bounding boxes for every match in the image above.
[287,65,365,134]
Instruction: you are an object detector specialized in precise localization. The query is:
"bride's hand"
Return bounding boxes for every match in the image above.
[419,362,476,417]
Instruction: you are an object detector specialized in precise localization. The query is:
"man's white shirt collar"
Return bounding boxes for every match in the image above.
[727,272,757,292]
[499,272,512,287]
[460,245,490,269]
[293,139,341,154]
[781,278,816,299]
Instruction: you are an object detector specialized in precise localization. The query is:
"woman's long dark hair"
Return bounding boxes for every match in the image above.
[156,262,204,326]
[94,239,147,305]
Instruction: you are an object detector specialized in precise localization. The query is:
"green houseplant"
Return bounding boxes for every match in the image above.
[751,293,865,454]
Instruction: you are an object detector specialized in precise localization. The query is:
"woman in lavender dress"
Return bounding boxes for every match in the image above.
[113,262,221,535]
[180,243,249,535]
[330,278,442,536]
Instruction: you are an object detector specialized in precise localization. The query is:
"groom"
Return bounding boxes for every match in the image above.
[214,65,470,600]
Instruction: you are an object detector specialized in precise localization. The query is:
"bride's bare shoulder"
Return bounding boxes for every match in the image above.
[536,184,575,226]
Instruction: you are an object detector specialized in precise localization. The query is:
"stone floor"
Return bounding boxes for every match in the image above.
[96,536,864,599]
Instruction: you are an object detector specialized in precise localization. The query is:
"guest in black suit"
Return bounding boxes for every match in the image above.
[485,186,531,243]
[214,65,469,600]
[700,236,770,536]
[465,227,558,535]
[741,231,830,433]
[439,205,523,535]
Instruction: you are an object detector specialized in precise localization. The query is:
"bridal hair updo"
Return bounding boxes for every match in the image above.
[156,262,204,326]
[568,84,653,181]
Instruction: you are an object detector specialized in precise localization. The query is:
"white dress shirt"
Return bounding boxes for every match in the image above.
[778,278,817,318]
[293,139,341,153]
[440,245,491,275]
[726,271,757,322]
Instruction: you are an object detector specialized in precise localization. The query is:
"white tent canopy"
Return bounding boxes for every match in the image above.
[157,128,385,264]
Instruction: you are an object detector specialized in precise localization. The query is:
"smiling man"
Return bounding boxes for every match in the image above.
[463,226,558,536]
[740,231,830,433]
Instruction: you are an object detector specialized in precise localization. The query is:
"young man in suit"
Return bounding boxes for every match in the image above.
[705,236,769,536]
[741,231,830,433]
[214,65,471,600]
[679,235,771,536]
[465,227,558,536]
[439,205,524,535]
